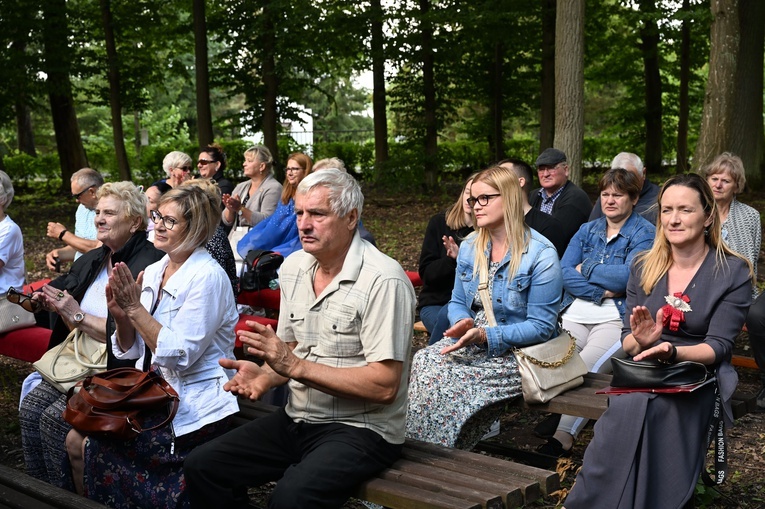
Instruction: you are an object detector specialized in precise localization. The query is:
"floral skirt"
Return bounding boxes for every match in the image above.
[82,416,232,509]
[405,338,522,449]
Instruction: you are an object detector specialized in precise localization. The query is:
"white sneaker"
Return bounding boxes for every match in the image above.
[481,419,500,439]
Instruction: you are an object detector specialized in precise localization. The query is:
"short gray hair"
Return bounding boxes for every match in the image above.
[701,152,746,193]
[71,168,104,189]
[312,157,347,173]
[97,182,149,230]
[297,169,363,220]
[162,151,192,179]
[0,171,14,211]
[611,152,644,176]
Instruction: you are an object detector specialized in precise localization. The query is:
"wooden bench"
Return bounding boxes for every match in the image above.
[0,464,107,509]
[233,400,560,509]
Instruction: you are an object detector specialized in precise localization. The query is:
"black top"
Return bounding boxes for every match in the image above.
[525,208,567,258]
[213,171,235,197]
[417,212,473,310]
[529,181,593,248]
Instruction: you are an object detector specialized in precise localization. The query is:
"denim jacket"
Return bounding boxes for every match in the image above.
[560,211,655,319]
[448,229,562,357]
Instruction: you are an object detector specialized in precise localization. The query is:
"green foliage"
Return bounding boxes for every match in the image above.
[1,151,61,183]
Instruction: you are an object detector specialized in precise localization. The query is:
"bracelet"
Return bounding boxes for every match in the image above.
[58,229,68,241]
[659,344,677,364]
[478,327,488,344]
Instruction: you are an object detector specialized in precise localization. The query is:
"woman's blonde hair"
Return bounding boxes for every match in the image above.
[635,173,753,294]
[470,165,529,281]
[445,172,480,230]
[281,152,313,204]
[158,180,221,255]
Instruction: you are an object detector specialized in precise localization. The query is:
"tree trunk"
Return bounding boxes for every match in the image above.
[42,0,88,187]
[370,0,389,180]
[420,0,438,190]
[261,1,280,168]
[553,0,585,185]
[15,100,36,156]
[193,0,214,148]
[693,0,739,171]
[729,0,765,188]
[638,0,663,174]
[540,0,556,151]
[676,0,691,174]
[489,41,504,163]
[100,0,131,181]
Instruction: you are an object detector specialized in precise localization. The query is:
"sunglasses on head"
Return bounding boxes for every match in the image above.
[6,286,42,313]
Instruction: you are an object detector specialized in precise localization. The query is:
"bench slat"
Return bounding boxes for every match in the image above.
[376,468,504,509]
[356,477,481,509]
[0,465,107,509]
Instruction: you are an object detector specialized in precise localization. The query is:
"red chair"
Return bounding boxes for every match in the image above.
[234,314,279,349]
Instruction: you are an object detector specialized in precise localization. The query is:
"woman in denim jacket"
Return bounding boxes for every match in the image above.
[406,165,562,449]
[538,168,655,457]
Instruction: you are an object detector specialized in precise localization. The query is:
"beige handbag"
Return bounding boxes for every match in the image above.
[477,263,588,404]
[0,294,36,333]
[33,328,108,393]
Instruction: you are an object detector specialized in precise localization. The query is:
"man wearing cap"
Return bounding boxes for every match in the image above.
[588,152,659,224]
[529,148,592,247]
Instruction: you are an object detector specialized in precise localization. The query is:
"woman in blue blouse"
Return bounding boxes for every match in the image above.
[236,153,312,259]
[406,165,562,449]
[538,168,655,457]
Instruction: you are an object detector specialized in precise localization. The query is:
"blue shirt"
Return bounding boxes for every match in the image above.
[448,229,562,357]
[74,204,97,260]
[560,211,655,319]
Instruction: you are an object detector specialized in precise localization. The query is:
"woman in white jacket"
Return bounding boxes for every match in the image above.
[65,183,239,509]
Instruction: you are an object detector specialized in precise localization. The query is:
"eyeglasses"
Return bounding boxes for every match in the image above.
[466,194,501,207]
[285,167,304,173]
[175,166,192,173]
[7,287,42,313]
[72,186,93,200]
[150,209,182,230]
[197,159,215,165]
[537,164,564,175]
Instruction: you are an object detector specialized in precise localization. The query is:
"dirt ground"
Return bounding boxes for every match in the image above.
[1,184,765,508]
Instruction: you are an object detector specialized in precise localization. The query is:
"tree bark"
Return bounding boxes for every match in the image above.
[693,0,739,171]
[420,0,438,190]
[489,41,504,163]
[10,40,36,156]
[100,0,131,181]
[676,0,691,174]
[261,1,280,168]
[370,0,389,180]
[553,0,585,185]
[540,0,556,151]
[729,0,765,188]
[42,0,88,187]
[638,0,663,174]
[193,0,214,148]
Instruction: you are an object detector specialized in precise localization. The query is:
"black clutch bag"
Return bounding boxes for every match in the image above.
[610,358,711,388]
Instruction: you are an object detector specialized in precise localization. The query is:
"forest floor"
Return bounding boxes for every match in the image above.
[1,179,765,508]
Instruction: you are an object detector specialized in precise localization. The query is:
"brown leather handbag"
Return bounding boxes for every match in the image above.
[63,367,180,440]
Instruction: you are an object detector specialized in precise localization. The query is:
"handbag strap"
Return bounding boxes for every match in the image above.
[477,261,497,327]
[72,329,108,369]
[514,330,578,368]
[702,383,727,486]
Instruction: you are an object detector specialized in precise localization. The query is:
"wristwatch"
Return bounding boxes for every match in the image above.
[73,311,85,324]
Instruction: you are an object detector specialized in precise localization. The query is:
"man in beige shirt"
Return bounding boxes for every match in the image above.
[186,169,415,509]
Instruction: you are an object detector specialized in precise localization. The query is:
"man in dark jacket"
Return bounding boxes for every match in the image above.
[529,148,592,248]
[588,152,659,225]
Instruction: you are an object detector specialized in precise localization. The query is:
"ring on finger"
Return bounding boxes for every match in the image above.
[57,292,65,299]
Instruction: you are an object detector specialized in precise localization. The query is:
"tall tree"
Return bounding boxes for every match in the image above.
[42,0,88,185]
[11,40,36,156]
[193,0,214,148]
[676,0,692,174]
[100,0,131,180]
[693,0,739,171]
[539,0,556,150]
[553,0,585,184]
[638,0,663,173]
[729,0,765,187]
[370,0,389,176]
[420,0,438,190]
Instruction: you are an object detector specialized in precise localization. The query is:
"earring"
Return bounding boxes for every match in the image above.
[704,227,709,237]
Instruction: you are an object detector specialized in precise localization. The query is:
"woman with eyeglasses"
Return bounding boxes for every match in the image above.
[162,151,194,188]
[19,182,163,489]
[65,183,240,508]
[0,171,25,299]
[406,165,562,448]
[236,152,313,259]
[197,142,234,198]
